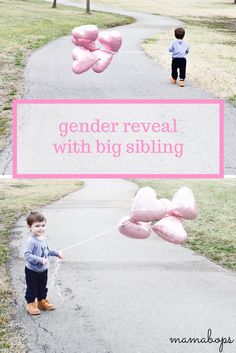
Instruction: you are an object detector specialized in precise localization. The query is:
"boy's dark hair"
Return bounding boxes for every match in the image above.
[175,28,185,39]
[26,211,46,226]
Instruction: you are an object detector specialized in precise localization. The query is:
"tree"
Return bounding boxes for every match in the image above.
[52,0,57,8]
[86,0,91,13]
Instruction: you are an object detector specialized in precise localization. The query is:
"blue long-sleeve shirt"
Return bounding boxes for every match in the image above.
[169,39,189,58]
[24,234,59,272]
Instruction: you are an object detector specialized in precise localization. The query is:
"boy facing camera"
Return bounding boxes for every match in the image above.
[24,211,63,315]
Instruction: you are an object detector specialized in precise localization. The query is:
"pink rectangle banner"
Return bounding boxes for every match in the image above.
[13,99,224,178]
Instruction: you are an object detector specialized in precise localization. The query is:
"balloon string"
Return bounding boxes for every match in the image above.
[50,226,116,307]
[61,226,117,253]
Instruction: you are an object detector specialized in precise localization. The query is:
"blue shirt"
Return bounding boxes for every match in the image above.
[24,234,59,272]
[169,39,189,58]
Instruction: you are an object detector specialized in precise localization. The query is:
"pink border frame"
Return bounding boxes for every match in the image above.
[12,99,224,179]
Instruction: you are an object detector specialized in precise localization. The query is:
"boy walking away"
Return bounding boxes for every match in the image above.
[24,211,63,315]
[169,28,189,87]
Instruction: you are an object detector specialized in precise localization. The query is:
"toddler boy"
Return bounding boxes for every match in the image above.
[169,28,189,87]
[24,211,63,315]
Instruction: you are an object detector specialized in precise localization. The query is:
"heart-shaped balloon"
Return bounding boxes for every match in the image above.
[131,187,167,222]
[98,30,122,52]
[135,186,157,199]
[72,47,99,74]
[152,216,188,244]
[118,216,151,239]
[170,187,198,220]
[72,25,99,51]
[159,198,176,213]
[92,49,114,73]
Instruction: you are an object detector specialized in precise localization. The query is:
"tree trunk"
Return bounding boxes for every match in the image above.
[52,0,57,8]
[86,0,91,13]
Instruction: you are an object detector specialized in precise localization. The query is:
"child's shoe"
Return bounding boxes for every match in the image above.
[26,302,41,315]
[37,299,55,311]
[179,80,185,87]
[170,78,177,84]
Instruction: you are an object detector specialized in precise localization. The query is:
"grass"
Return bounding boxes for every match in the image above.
[84,0,236,104]
[134,179,236,271]
[83,0,236,18]
[0,179,83,352]
[0,0,134,151]
[143,19,236,104]
[142,17,236,103]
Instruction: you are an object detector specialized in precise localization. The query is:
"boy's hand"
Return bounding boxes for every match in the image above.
[58,251,64,261]
[42,258,49,265]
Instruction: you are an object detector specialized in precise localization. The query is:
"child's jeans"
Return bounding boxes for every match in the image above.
[25,267,48,303]
[171,57,187,80]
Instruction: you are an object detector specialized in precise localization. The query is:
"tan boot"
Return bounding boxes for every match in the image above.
[179,80,185,87]
[26,302,41,315]
[37,299,55,311]
[170,78,177,84]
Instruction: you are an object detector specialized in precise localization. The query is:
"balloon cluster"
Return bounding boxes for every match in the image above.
[71,25,122,74]
[118,186,198,245]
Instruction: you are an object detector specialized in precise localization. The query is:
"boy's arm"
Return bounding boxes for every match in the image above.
[48,249,64,260]
[48,245,63,259]
[24,239,45,264]
[168,42,174,52]
[186,44,190,54]
[46,239,63,259]
[48,249,60,257]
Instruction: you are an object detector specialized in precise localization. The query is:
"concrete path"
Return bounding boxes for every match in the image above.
[0,0,235,174]
[10,179,236,353]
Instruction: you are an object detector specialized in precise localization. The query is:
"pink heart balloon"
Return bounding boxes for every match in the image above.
[92,49,114,73]
[72,47,99,74]
[71,35,78,46]
[72,25,99,51]
[118,216,151,239]
[159,198,176,212]
[98,30,122,52]
[131,187,167,222]
[170,187,198,220]
[152,216,188,244]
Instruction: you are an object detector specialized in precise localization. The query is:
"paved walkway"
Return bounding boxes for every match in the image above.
[10,179,236,353]
[0,0,235,174]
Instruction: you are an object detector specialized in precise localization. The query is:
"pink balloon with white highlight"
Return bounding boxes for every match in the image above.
[71,47,99,74]
[98,30,122,52]
[152,216,188,244]
[118,216,151,239]
[170,187,198,220]
[131,187,167,222]
[71,25,122,74]
[71,25,99,51]
[92,49,114,73]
